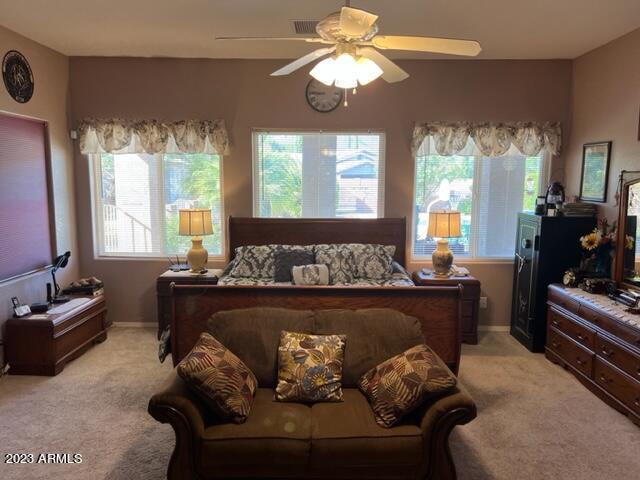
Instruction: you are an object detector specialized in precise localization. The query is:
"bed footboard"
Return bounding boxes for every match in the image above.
[167,284,464,373]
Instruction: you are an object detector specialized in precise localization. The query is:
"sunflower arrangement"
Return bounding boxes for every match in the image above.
[579,218,616,276]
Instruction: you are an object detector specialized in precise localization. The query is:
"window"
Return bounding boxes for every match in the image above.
[253,131,385,218]
[413,137,547,258]
[92,153,223,257]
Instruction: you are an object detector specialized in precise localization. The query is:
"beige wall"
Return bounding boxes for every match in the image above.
[565,28,640,220]
[68,57,573,326]
[0,26,78,361]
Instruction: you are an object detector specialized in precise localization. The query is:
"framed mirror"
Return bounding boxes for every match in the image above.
[615,172,640,290]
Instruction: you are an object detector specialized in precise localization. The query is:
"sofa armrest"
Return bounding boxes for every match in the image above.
[148,369,207,437]
[418,381,477,480]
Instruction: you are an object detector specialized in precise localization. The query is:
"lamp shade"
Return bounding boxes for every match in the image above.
[427,210,461,238]
[178,209,213,236]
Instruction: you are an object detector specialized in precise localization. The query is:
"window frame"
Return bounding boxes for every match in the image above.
[410,140,550,262]
[89,152,226,260]
[251,128,386,219]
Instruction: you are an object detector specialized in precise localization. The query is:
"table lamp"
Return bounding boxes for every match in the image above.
[178,209,213,274]
[427,210,462,277]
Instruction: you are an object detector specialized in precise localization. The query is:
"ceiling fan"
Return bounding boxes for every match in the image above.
[216,1,481,90]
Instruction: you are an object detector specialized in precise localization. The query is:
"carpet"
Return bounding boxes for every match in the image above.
[0,327,638,479]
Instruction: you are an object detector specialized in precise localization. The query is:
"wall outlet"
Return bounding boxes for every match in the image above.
[479,297,488,309]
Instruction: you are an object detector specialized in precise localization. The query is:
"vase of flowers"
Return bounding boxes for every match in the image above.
[579,219,615,277]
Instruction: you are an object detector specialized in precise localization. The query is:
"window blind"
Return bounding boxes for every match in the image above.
[253,131,385,218]
[93,153,223,257]
[0,114,53,282]
[413,137,546,258]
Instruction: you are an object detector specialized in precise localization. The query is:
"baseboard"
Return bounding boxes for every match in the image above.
[112,322,155,329]
[478,325,510,332]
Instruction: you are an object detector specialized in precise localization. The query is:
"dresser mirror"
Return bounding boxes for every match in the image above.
[615,172,640,289]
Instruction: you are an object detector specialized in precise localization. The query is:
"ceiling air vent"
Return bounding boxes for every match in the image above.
[292,20,319,35]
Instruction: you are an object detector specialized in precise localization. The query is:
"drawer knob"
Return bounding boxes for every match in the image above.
[635,398,640,408]
[599,374,611,384]
[577,334,586,342]
[552,319,560,327]
[576,358,585,366]
[600,347,612,357]
[552,341,560,349]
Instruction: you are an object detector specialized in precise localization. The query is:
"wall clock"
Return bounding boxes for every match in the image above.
[2,50,34,103]
[305,79,342,113]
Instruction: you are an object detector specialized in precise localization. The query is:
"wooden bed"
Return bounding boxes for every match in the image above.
[167,217,464,373]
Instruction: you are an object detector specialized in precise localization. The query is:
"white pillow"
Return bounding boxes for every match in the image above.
[292,264,329,285]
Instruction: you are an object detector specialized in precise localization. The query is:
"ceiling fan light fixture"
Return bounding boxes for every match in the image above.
[334,53,358,89]
[309,57,336,86]
[355,57,383,85]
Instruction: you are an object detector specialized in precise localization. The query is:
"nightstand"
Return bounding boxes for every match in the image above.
[156,269,221,339]
[412,270,481,344]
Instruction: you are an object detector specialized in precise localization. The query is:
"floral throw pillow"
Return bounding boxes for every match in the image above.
[276,331,346,402]
[292,264,329,285]
[177,332,258,424]
[358,344,457,427]
[350,243,396,280]
[314,244,355,284]
[228,245,278,278]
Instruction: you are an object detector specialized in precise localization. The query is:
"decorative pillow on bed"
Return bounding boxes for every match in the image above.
[177,332,258,424]
[274,247,315,282]
[228,245,278,278]
[292,264,329,285]
[276,331,346,402]
[314,244,355,284]
[350,244,396,280]
[358,344,457,427]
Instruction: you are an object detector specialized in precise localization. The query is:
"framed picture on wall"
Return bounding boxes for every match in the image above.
[579,141,612,203]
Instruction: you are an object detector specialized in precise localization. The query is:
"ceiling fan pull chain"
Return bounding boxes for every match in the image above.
[352,88,357,95]
[344,88,348,107]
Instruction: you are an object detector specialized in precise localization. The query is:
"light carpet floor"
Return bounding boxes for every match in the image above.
[0,327,638,480]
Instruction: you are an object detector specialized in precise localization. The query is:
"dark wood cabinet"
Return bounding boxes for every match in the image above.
[510,213,596,352]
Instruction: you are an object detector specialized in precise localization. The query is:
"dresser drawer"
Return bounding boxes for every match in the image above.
[596,334,640,382]
[547,327,594,377]
[594,357,640,415]
[548,288,580,314]
[579,305,640,349]
[548,308,595,349]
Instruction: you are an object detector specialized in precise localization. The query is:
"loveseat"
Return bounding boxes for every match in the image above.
[148,307,477,480]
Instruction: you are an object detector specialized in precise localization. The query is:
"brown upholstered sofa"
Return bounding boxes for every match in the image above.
[148,308,476,480]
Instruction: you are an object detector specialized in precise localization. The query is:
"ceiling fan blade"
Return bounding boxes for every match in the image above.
[216,36,327,43]
[357,47,408,83]
[339,6,378,37]
[271,46,336,76]
[372,35,482,56]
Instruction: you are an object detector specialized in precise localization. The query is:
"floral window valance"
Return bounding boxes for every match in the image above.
[78,118,230,156]
[411,121,561,158]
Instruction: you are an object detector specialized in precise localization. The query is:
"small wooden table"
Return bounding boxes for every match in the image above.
[5,295,109,375]
[156,269,221,339]
[412,270,481,344]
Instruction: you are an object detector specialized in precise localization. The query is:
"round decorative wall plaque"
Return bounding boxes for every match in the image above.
[2,50,34,103]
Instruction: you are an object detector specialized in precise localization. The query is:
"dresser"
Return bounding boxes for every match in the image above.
[510,213,596,352]
[546,284,640,426]
[412,270,480,344]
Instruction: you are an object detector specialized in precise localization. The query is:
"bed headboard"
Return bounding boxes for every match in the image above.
[228,217,406,264]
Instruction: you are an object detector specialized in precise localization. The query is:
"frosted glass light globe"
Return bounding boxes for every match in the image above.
[334,53,358,89]
[356,57,383,85]
[309,57,336,86]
